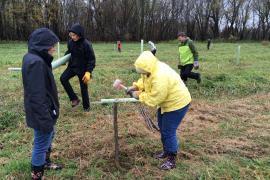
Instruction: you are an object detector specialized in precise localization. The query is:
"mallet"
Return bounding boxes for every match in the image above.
[113,79,128,91]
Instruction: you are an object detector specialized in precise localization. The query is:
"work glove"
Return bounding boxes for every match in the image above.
[194,61,199,70]
[131,91,141,99]
[82,72,91,84]
[126,86,137,96]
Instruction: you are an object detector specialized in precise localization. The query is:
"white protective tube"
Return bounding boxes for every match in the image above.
[100,98,138,104]
[8,53,71,71]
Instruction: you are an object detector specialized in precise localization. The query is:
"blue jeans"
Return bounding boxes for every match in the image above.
[31,128,55,166]
[157,104,189,154]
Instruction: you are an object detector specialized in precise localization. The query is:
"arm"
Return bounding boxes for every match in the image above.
[188,41,198,61]
[85,43,96,73]
[132,77,144,91]
[139,78,168,107]
[64,40,71,55]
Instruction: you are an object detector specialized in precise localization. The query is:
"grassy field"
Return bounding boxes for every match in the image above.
[0,41,269,179]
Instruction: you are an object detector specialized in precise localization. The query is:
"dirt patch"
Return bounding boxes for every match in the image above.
[53,93,270,177]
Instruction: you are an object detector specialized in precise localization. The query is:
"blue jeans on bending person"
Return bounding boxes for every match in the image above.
[157,104,189,155]
[32,129,55,166]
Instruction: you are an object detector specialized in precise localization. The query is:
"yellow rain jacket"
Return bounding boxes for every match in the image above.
[133,51,191,114]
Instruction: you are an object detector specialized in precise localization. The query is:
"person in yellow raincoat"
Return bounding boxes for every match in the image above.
[127,51,191,170]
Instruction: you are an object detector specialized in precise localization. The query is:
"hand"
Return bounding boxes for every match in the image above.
[194,61,199,70]
[82,72,91,84]
[131,91,141,99]
[126,86,137,96]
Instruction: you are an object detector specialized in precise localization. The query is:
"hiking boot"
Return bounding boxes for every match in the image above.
[71,99,80,108]
[160,154,176,170]
[31,164,44,180]
[197,74,201,84]
[154,151,168,159]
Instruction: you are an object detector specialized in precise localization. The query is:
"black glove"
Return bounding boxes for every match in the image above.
[126,86,136,97]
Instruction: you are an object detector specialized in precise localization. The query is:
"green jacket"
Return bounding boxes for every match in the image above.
[178,38,198,66]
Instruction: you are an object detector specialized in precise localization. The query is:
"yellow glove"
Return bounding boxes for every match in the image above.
[82,72,91,84]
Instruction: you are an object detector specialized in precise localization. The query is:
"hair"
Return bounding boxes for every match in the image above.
[177,32,187,37]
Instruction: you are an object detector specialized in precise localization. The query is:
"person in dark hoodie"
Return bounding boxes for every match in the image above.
[22,28,62,180]
[60,23,96,111]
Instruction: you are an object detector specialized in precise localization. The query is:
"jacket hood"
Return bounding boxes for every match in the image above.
[134,51,158,74]
[69,23,84,38]
[28,28,59,53]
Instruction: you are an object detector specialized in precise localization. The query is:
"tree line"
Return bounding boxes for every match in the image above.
[0,0,270,41]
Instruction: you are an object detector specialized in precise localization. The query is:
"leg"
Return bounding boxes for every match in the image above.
[182,64,200,83]
[160,104,190,170]
[31,129,54,179]
[180,66,188,82]
[154,108,168,159]
[151,49,156,56]
[44,128,62,170]
[60,68,78,101]
[78,74,90,110]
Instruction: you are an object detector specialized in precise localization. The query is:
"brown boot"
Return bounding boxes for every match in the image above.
[31,164,44,180]
[71,99,80,108]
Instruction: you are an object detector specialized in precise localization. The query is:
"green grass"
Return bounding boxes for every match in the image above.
[0,41,270,179]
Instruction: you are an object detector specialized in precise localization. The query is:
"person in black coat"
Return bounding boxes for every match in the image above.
[60,23,96,111]
[22,28,62,180]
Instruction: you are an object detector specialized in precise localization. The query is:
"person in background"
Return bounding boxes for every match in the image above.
[148,41,157,55]
[127,51,191,170]
[207,38,212,50]
[60,23,96,112]
[117,40,122,52]
[22,28,62,180]
[177,32,201,83]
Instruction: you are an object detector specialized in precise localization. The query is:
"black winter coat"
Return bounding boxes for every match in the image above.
[66,24,96,74]
[22,28,59,133]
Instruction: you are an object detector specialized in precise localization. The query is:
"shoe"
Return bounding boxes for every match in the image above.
[71,99,80,108]
[197,74,201,84]
[159,155,176,170]
[154,151,168,159]
[44,162,63,170]
[31,164,44,180]
[84,107,90,112]
[44,148,62,170]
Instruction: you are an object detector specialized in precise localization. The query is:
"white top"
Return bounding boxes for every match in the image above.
[148,41,156,50]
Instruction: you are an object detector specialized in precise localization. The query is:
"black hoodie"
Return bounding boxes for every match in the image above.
[22,28,60,133]
[65,23,96,74]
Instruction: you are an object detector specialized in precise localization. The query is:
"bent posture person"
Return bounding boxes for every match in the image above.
[177,32,201,83]
[127,51,191,170]
[22,28,62,180]
[60,23,96,111]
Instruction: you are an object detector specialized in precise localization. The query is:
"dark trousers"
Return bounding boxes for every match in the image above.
[60,67,90,109]
[151,49,156,56]
[179,64,200,82]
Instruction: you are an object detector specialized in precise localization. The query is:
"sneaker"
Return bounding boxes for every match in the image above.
[84,107,90,112]
[154,151,168,159]
[197,74,201,84]
[71,99,80,108]
[44,162,63,170]
[159,155,176,170]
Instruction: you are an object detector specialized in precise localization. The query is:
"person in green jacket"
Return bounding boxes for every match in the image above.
[177,32,201,83]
